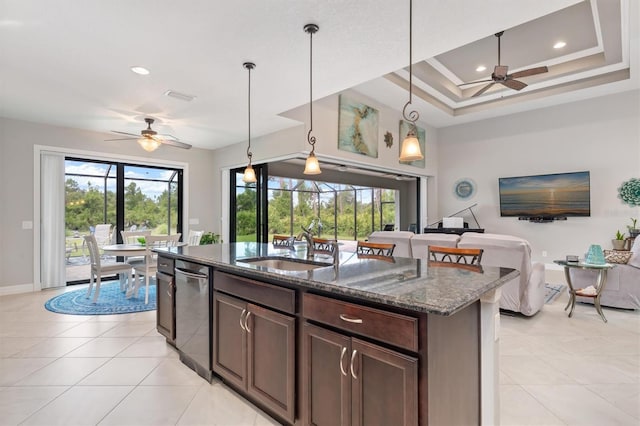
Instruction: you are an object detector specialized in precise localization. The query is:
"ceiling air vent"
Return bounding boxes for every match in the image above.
[164,90,196,102]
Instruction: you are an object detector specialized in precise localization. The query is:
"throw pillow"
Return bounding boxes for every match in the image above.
[628,238,640,269]
[603,250,632,264]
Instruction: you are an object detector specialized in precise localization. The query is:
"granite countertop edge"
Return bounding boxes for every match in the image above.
[159,246,518,316]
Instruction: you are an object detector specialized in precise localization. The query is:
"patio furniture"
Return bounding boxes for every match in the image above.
[131,234,182,304]
[84,234,132,303]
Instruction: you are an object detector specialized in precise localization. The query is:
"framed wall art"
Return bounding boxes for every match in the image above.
[398,120,425,167]
[338,94,379,158]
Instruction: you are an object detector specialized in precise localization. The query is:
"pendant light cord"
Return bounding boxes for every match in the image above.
[305,24,318,153]
[243,62,255,163]
[402,0,419,125]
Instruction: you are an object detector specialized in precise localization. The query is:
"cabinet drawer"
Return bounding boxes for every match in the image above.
[157,256,175,275]
[214,271,296,315]
[303,293,418,352]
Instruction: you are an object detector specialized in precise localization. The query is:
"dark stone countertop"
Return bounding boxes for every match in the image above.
[157,242,518,316]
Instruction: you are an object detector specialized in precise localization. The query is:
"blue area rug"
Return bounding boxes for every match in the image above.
[544,283,565,304]
[45,280,156,315]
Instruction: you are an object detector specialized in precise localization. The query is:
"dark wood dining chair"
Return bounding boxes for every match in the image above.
[312,237,337,254]
[357,241,395,256]
[428,245,483,265]
[272,235,296,249]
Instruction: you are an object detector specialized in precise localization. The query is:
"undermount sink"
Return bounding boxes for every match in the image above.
[240,257,332,271]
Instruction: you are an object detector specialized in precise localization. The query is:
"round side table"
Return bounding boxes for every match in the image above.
[553,260,615,323]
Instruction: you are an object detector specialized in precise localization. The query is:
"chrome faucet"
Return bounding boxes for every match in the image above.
[330,240,340,266]
[301,230,315,258]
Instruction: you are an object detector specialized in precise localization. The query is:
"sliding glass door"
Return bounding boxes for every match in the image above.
[230,164,268,243]
[64,158,183,284]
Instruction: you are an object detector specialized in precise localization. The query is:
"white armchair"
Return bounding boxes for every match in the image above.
[458,233,546,316]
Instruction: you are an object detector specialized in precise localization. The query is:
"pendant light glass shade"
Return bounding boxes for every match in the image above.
[242,164,257,183]
[303,152,321,175]
[303,23,321,175]
[399,127,423,161]
[137,137,161,152]
[400,0,424,162]
[242,62,258,183]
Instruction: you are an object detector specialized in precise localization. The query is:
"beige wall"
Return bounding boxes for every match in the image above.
[437,90,640,263]
[0,117,217,292]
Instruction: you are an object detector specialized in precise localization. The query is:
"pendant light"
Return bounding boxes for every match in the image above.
[399,0,424,162]
[242,62,257,183]
[303,23,321,175]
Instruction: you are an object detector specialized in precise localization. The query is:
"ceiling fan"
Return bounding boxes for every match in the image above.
[106,118,192,151]
[458,31,549,97]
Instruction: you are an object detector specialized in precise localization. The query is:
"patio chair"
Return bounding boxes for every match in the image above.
[130,234,182,304]
[187,230,204,246]
[84,234,132,303]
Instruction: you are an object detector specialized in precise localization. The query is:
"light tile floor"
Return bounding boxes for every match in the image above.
[0,273,638,425]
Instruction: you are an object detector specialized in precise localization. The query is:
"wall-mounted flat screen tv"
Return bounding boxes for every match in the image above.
[499,171,590,218]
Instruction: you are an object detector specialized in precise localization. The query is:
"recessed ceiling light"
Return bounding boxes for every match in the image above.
[130,66,150,75]
[553,41,566,49]
[476,65,487,72]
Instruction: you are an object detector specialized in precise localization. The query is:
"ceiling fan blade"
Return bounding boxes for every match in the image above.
[104,137,137,141]
[111,130,140,137]
[161,139,192,149]
[458,78,493,87]
[509,66,548,79]
[501,79,527,91]
[493,65,508,79]
[472,82,495,97]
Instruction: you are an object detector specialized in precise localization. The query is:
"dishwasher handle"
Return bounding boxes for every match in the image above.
[174,267,208,280]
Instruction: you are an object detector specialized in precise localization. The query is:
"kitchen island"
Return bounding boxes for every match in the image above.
[155,242,518,426]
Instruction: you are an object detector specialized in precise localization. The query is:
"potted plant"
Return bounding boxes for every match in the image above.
[200,232,221,245]
[612,230,626,250]
[628,218,640,238]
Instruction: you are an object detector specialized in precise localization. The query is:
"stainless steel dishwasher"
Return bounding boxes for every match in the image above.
[174,259,212,381]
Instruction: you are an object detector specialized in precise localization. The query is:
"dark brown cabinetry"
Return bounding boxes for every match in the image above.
[303,294,418,426]
[156,256,175,344]
[212,272,296,424]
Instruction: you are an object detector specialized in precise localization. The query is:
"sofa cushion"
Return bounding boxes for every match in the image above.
[367,231,414,258]
[410,234,460,260]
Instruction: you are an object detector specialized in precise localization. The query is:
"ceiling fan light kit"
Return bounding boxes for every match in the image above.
[107,116,192,151]
[399,0,424,162]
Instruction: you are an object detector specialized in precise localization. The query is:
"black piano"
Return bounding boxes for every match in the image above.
[423,204,485,235]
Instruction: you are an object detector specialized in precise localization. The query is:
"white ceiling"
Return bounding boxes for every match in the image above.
[0,0,637,151]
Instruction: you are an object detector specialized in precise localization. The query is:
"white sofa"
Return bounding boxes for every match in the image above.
[367,231,414,258]
[457,233,546,316]
[410,233,460,261]
[366,231,546,316]
[572,238,640,310]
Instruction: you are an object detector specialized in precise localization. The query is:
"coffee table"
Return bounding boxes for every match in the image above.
[554,260,614,323]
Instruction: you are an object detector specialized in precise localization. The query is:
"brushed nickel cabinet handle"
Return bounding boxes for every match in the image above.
[339,346,348,376]
[339,314,363,324]
[350,349,358,380]
[239,309,247,331]
[245,311,252,333]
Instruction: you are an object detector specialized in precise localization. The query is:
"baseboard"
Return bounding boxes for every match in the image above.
[0,283,36,296]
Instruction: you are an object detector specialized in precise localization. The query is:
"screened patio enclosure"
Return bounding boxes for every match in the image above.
[234,172,398,242]
[64,158,183,283]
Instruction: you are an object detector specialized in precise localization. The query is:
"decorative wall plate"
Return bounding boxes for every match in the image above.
[618,178,640,206]
[454,178,476,200]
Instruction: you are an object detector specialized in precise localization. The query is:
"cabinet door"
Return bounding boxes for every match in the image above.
[303,323,351,426]
[156,271,175,343]
[212,292,247,390]
[246,303,296,424]
[351,338,418,426]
